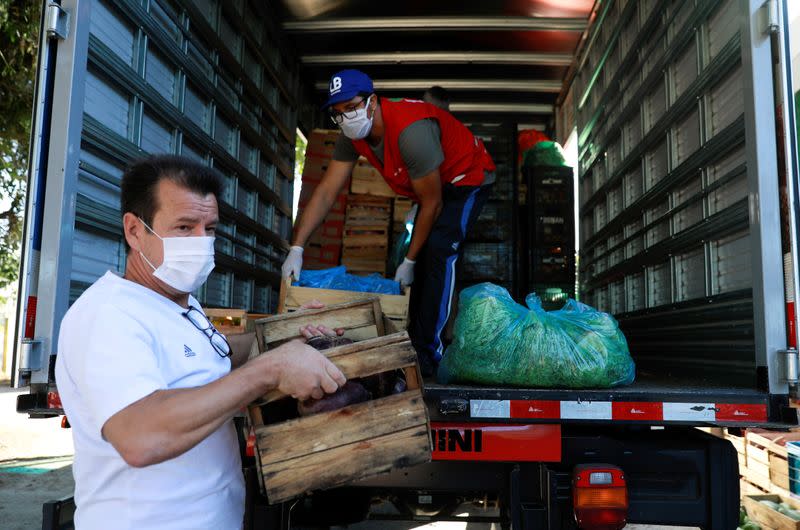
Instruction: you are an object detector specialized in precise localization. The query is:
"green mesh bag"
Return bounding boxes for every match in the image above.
[522,140,568,167]
[438,283,635,388]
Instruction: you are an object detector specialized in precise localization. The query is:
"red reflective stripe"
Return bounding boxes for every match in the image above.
[477,399,768,424]
[47,392,62,409]
[715,403,768,423]
[788,301,797,349]
[24,296,37,338]
[430,422,561,462]
[611,402,663,421]
[509,400,560,419]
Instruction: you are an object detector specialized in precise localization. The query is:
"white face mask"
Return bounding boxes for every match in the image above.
[339,95,374,139]
[138,218,215,294]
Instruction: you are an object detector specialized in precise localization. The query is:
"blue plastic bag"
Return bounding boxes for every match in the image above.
[297,266,401,295]
[438,283,635,388]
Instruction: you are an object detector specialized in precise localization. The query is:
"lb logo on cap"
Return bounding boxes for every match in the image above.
[330,76,342,95]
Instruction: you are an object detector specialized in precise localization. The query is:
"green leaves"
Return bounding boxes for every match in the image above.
[0,0,40,290]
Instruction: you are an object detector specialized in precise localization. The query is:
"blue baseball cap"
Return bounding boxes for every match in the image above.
[323,69,374,109]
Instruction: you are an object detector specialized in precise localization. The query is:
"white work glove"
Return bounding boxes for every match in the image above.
[394,257,415,286]
[282,246,304,280]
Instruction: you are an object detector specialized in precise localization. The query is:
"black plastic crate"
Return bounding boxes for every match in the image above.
[529,283,575,311]
[468,201,513,242]
[461,242,512,282]
[531,248,575,283]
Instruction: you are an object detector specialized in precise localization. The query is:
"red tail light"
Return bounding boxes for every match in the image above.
[246,427,256,458]
[573,464,628,530]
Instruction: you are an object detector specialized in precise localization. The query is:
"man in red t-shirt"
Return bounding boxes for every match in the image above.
[281,70,495,375]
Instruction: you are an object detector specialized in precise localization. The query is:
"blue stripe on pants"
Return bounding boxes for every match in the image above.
[429,187,482,361]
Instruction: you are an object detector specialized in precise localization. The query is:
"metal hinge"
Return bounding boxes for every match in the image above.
[761,0,780,36]
[19,338,45,371]
[780,347,800,397]
[45,3,70,40]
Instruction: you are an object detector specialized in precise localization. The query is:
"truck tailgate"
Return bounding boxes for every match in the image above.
[423,370,781,427]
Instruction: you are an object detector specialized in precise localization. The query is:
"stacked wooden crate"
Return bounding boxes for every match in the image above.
[342,194,392,275]
[350,157,396,197]
[392,197,414,240]
[299,130,349,269]
[742,430,800,497]
[712,428,800,498]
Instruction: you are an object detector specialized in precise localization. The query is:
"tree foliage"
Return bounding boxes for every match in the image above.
[0,0,39,289]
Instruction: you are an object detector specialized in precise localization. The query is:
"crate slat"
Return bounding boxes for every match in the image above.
[257,333,415,404]
[256,390,425,462]
[262,423,430,503]
[252,299,384,352]
[743,495,800,530]
[279,279,409,320]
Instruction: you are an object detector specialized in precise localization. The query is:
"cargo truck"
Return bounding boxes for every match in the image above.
[13,0,800,528]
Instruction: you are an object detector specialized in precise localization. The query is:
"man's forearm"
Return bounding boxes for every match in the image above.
[406,200,442,260]
[103,354,280,467]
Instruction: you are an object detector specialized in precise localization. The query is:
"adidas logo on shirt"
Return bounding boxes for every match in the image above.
[184,345,196,357]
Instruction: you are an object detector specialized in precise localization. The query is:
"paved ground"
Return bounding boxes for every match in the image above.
[0,382,694,529]
[0,383,75,530]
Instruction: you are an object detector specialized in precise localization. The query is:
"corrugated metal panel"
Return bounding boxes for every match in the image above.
[84,69,130,138]
[670,39,698,103]
[145,46,178,105]
[625,272,645,312]
[673,108,700,166]
[69,0,296,312]
[90,1,135,66]
[644,138,668,190]
[141,111,174,154]
[576,0,755,387]
[675,247,706,302]
[647,261,672,308]
[709,64,743,137]
[624,168,643,206]
[672,175,703,234]
[711,231,751,295]
[707,0,738,60]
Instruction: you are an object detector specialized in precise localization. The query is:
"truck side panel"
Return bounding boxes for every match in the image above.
[16,0,300,387]
[573,0,789,394]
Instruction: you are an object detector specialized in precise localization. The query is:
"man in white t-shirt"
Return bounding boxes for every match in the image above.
[55,155,346,529]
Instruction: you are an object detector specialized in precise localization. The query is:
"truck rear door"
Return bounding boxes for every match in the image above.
[15,0,297,405]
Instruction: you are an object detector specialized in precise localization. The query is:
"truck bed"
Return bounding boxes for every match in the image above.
[422,370,780,427]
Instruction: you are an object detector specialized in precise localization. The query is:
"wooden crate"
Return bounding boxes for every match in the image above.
[204,308,270,334]
[744,494,800,530]
[741,477,770,498]
[278,278,410,330]
[350,157,396,197]
[393,197,413,222]
[393,197,414,228]
[306,129,340,159]
[346,194,392,226]
[747,430,800,492]
[249,332,430,503]
[343,225,390,248]
[251,299,385,354]
[341,257,387,276]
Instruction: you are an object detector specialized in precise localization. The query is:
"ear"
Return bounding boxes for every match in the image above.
[123,212,144,252]
[368,94,378,117]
